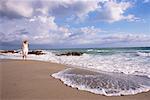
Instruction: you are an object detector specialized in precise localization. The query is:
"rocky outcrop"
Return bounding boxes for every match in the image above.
[28,50,45,55]
[56,52,83,56]
[0,50,18,53]
[0,50,45,55]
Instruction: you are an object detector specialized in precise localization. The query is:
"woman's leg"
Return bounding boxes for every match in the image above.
[22,53,25,60]
[24,51,28,60]
[22,51,26,60]
[22,55,24,59]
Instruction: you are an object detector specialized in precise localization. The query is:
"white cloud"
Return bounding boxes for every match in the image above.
[0,0,100,20]
[0,0,33,18]
[0,0,139,23]
[1,17,150,46]
[0,15,72,44]
[61,26,150,45]
[74,33,150,45]
[0,0,147,47]
[96,1,139,22]
[39,0,100,22]
[143,0,150,3]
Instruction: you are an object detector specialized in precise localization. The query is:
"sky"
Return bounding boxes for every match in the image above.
[0,0,150,49]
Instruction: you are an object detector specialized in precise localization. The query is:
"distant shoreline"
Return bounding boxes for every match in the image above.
[0,46,150,50]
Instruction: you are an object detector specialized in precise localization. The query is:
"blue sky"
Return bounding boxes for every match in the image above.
[0,0,150,48]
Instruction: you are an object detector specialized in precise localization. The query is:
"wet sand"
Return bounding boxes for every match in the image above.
[1,59,150,100]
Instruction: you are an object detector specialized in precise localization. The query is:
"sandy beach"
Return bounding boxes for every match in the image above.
[1,59,150,100]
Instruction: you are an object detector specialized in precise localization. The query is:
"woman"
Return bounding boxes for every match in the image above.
[22,40,29,60]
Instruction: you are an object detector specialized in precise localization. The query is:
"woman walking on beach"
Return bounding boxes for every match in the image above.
[22,40,29,60]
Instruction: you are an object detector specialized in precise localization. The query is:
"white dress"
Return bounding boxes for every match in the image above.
[22,43,28,56]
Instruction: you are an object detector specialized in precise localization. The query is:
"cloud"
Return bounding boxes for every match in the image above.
[1,17,150,46]
[143,0,150,3]
[55,0,99,18]
[0,15,72,44]
[0,0,33,19]
[0,0,100,20]
[96,1,139,23]
[0,0,139,22]
[62,27,150,45]
[0,0,148,47]
[102,34,150,43]
[32,0,101,22]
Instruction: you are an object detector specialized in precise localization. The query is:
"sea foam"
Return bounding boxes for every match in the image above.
[52,68,150,96]
[1,49,150,77]
[137,52,150,57]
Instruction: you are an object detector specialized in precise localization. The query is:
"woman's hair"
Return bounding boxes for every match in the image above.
[23,40,28,44]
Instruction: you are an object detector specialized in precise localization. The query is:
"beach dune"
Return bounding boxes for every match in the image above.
[1,59,150,100]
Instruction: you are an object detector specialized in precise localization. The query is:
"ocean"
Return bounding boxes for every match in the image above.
[1,47,150,96]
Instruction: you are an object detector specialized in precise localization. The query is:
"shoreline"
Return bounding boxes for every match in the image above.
[1,59,150,100]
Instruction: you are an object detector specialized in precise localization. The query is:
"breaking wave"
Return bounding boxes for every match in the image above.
[137,52,150,57]
[52,68,150,96]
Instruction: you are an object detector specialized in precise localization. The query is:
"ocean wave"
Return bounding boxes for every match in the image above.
[52,68,150,96]
[51,53,150,77]
[137,52,150,57]
[86,49,115,55]
[1,49,150,78]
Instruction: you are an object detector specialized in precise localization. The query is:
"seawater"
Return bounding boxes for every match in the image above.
[1,47,150,96]
[52,68,150,96]
[51,47,150,77]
